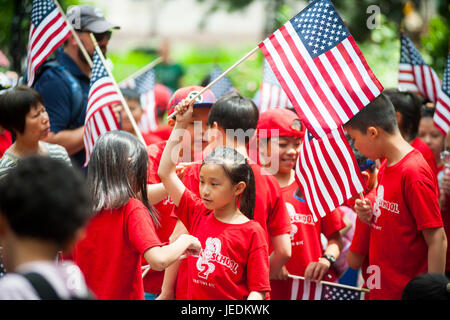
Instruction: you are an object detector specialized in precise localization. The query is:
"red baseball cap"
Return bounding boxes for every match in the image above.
[154,83,172,111]
[256,108,304,139]
[167,85,216,116]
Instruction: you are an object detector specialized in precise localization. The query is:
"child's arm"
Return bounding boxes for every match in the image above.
[422,227,447,274]
[147,183,168,205]
[158,99,193,206]
[347,250,365,270]
[269,234,291,280]
[247,291,265,300]
[143,233,201,271]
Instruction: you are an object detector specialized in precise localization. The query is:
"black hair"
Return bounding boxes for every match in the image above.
[421,103,436,119]
[384,89,422,140]
[202,147,256,220]
[0,85,45,135]
[402,273,450,300]
[345,93,398,134]
[87,130,159,226]
[0,156,90,247]
[207,94,259,144]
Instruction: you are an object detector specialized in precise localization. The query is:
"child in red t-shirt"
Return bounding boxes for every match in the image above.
[255,108,345,300]
[345,93,447,300]
[143,85,216,299]
[158,100,271,300]
[72,131,201,300]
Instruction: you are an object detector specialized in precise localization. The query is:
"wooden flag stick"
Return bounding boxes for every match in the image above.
[119,57,163,86]
[287,274,370,294]
[89,33,146,145]
[168,45,260,120]
[54,0,93,68]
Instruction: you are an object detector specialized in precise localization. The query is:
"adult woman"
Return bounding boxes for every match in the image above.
[0,86,71,179]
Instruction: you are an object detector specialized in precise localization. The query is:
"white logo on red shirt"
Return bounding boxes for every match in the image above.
[373,185,400,224]
[196,237,238,280]
[286,202,315,226]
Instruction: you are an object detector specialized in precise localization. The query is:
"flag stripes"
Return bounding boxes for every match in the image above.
[434,54,450,135]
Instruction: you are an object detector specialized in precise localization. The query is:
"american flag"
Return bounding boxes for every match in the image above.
[208,66,235,99]
[289,277,365,300]
[433,54,449,135]
[120,68,158,133]
[83,51,121,166]
[398,33,441,103]
[259,0,383,139]
[259,58,292,113]
[26,0,71,86]
[295,127,365,222]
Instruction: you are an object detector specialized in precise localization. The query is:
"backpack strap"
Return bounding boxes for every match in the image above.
[22,272,61,300]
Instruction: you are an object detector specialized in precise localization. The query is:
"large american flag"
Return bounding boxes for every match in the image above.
[83,51,121,166]
[259,58,292,113]
[295,127,365,222]
[289,276,365,300]
[208,66,235,99]
[398,33,441,104]
[26,0,71,86]
[259,0,383,139]
[120,68,158,134]
[433,54,449,135]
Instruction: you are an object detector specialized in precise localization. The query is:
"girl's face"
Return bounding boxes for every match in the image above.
[418,117,444,162]
[121,98,143,134]
[199,163,238,211]
[264,136,302,174]
[21,103,50,141]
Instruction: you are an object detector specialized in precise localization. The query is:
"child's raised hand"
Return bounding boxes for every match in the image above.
[174,98,194,124]
[354,198,373,224]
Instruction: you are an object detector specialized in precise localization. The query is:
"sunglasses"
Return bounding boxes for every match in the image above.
[77,30,112,42]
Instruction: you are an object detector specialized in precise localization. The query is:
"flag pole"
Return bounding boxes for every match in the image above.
[53,0,93,68]
[119,57,163,86]
[168,45,260,120]
[89,33,146,145]
[287,274,370,294]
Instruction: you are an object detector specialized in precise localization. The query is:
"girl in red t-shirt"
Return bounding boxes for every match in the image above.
[72,131,201,300]
[158,101,271,300]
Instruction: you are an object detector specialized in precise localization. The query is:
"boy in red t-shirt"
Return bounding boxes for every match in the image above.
[255,108,345,300]
[345,93,447,300]
[143,85,216,299]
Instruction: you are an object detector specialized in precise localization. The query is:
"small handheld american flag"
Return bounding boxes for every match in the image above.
[295,127,365,222]
[83,50,121,167]
[208,65,235,99]
[434,54,449,135]
[259,58,292,113]
[26,0,71,86]
[259,0,383,139]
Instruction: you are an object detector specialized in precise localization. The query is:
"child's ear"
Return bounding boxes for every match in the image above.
[367,126,379,139]
[234,181,247,197]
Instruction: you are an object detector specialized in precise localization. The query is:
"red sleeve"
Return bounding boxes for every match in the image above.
[247,225,271,293]
[349,218,370,256]
[405,179,443,231]
[174,188,209,233]
[321,208,345,237]
[182,163,201,197]
[266,175,292,236]
[126,200,163,255]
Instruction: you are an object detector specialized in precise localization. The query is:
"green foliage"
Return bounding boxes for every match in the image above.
[421,16,449,77]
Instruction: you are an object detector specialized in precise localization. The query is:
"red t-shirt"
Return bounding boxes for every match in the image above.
[143,131,163,146]
[152,125,172,141]
[181,162,291,243]
[270,181,345,300]
[73,198,163,300]
[143,141,178,294]
[0,130,12,158]
[411,137,438,176]
[175,189,271,300]
[368,149,443,300]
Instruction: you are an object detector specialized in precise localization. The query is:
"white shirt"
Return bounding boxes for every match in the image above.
[0,260,90,300]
